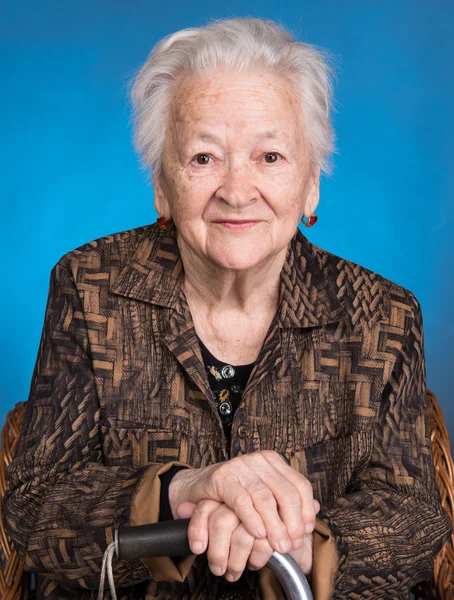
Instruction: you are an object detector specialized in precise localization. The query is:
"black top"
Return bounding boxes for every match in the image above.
[199,338,255,450]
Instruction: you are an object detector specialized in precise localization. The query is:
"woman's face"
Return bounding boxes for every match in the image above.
[154,69,320,271]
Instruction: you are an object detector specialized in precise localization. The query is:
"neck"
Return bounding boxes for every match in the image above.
[178,236,287,314]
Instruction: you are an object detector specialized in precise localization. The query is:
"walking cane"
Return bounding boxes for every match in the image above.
[112,519,313,600]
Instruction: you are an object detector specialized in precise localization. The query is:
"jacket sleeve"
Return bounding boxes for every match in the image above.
[2,260,195,590]
[313,291,452,598]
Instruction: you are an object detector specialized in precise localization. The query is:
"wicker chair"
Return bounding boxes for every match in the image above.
[1,391,453,599]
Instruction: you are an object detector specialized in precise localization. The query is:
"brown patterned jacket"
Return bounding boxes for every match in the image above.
[3,223,451,600]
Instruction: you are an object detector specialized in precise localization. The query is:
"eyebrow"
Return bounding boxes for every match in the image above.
[195,130,281,144]
[254,130,279,141]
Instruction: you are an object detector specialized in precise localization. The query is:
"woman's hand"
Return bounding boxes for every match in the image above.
[177,498,317,581]
[168,450,317,555]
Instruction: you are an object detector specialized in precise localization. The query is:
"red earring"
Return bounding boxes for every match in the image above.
[301,214,318,228]
[157,217,168,229]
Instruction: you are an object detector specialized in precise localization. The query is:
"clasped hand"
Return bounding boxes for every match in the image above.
[169,450,319,582]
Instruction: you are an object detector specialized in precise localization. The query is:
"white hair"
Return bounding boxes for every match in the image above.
[130,17,336,177]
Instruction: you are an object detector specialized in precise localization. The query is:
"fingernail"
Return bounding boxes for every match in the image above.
[256,526,267,538]
[210,564,223,576]
[191,541,203,553]
[293,537,304,550]
[304,522,314,534]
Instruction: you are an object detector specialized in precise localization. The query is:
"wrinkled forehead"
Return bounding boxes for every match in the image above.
[168,68,305,142]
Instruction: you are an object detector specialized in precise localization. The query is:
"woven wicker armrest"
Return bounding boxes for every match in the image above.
[0,402,32,600]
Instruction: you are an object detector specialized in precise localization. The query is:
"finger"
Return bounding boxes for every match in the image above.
[313,499,320,513]
[240,452,307,550]
[260,451,317,535]
[207,504,241,577]
[224,523,255,582]
[242,473,293,553]
[176,501,196,519]
[214,455,300,553]
[186,499,220,554]
[247,536,274,572]
[210,467,268,539]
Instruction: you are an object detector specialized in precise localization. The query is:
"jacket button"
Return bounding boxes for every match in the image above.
[237,425,250,438]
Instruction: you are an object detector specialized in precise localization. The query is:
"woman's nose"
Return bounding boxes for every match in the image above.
[215,165,258,207]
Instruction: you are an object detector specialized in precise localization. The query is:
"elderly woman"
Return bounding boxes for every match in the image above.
[3,17,450,600]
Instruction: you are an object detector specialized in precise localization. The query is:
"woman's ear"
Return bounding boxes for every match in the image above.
[303,167,321,218]
[153,174,171,219]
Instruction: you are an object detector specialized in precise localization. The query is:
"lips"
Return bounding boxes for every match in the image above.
[214,220,261,230]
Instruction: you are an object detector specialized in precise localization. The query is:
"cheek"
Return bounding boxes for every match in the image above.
[263,175,307,218]
[168,175,215,221]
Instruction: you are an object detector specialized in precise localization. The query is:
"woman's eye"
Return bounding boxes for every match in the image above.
[194,154,211,165]
[263,152,281,163]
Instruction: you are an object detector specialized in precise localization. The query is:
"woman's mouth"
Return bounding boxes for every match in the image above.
[214,220,261,231]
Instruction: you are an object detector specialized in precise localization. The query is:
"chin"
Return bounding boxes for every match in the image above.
[209,247,270,271]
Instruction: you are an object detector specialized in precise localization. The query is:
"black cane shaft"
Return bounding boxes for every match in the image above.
[116,519,191,561]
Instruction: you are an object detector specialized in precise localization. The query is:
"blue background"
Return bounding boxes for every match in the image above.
[1,1,453,439]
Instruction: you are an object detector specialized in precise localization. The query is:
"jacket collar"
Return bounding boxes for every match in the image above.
[110,223,347,329]
[110,223,184,309]
[278,231,347,328]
